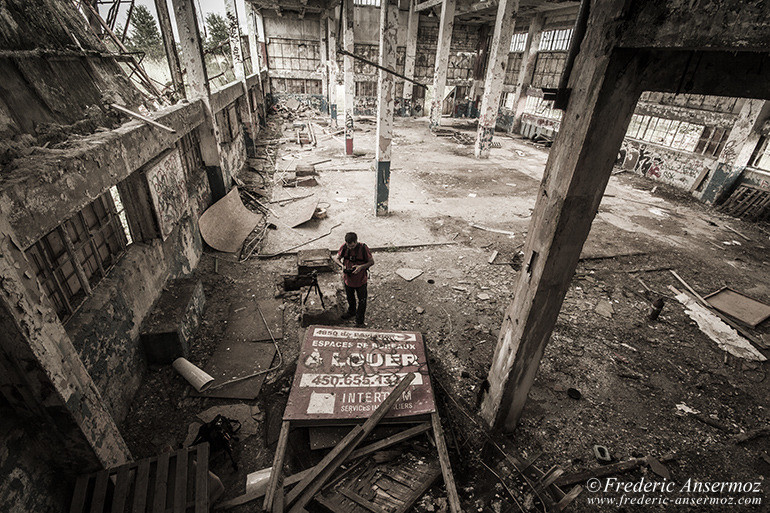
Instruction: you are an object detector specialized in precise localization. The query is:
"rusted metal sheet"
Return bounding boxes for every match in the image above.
[284,326,435,423]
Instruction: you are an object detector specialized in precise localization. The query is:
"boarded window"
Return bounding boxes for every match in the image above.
[25,193,130,322]
[356,81,378,97]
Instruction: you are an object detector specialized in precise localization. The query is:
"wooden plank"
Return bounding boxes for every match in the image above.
[263,420,291,511]
[394,465,442,513]
[153,452,170,513]
[339,487,387,513]
[195,444,209,513]
[173,449,188,513]
[704,287,770,327]
[112,464,132,512]
[431,412,461,513]
[216,423,430,510]
[287,374,416,513]
[415,0,444,13]
[90,471,109,513]
[70,475,90,513]
[132,459,151,513]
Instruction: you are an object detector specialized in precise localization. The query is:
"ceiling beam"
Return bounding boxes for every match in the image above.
[415,0,444,12]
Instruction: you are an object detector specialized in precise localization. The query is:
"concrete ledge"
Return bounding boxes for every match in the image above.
[0,100,205,248]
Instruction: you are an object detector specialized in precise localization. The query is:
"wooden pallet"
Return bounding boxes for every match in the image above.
[315,447,442,513]
[69,444,210,513]
[718,184,770,221]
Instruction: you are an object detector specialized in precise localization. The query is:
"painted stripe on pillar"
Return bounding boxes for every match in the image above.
[375,160,391,216]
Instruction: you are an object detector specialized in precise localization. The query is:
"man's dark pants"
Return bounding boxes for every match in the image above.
[344,283,367,324]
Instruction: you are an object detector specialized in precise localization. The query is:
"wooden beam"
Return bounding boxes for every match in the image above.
[286,374,416,512]
[431,412,462,513]
[415,0,443,12]
[480,0,645,431]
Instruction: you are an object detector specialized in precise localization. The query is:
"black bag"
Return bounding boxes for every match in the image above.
[191,414,241,470]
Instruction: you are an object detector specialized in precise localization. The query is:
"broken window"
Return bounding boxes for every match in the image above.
[509,32,528,53]
[749,136,770,171]
[356,81,377,97]
[25,192,131,323]
[694,126,729,157]
[504,53,523,85]
[266,38,320,71]
[353,0,380,5]
[625,114,704,152]
[523,96,562,121]
[538,28,573,52]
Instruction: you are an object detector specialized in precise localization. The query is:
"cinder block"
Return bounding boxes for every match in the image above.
[140,278,205,364]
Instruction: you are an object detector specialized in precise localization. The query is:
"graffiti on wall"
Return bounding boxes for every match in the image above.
[521,113,561,132]
[146,149,189,240]
[616,140,715,190]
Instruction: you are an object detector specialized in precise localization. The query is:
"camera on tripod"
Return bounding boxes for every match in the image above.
[343,268,354,276]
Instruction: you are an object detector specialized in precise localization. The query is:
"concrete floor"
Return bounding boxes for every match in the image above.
[123,114,770,512]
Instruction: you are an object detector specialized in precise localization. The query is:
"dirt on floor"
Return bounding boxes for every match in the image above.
[121,113,770,513]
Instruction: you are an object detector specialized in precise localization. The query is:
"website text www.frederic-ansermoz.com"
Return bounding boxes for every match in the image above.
[584,477,764,508]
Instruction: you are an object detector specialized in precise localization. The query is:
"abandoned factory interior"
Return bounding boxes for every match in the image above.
[2,0,770,511]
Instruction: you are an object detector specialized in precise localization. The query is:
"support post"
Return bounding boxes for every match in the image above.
[171,0,229,199]
[225,0,257,142]
[480,1,641,431]
[402,0,419,116]
[343,0,355,154]
[430,0,456,130]
[328,7,339,127]
[154,0,186,99]
[510,14,544,133]
[320,15,329,114]
[474,0,519,158]
[246,2,267,123]
[375,0,399,216]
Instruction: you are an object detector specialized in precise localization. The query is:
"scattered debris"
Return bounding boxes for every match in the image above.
[594,299,614,318]
[704,287,770,327]
[555,454,676,487]
[416,306,425,314]
[469,223,515,236]
[396,268,424,281]
[593,445,612,463]
[488,250,499,264]
[669,286,766,361]
[477,293,491,301]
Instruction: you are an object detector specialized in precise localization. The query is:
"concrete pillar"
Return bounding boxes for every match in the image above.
[343,0,355,154]
[474,0,519,158]
[328,7,339,127]
[225,0,258,144]
[0,215,131,471]
[171,0,229,199]
[320,15,329,113]
[429,0,456,130]
[154,0,186,99]
[402,0,419,116]
[480,1,642,431]
[510,14,544,133]
[246,2,267,123]
[375,0,399,216]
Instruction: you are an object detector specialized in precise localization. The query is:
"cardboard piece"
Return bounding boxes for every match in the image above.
[199,188,260,253]
[704,287,770,327]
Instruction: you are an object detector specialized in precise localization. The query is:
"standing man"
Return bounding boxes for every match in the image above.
[335,232,374,327]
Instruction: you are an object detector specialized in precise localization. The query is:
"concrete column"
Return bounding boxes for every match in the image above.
[328,7,339,127]
[474,0,519,158]
[375,0,399,216]
[343,0,355,154]
[429,0,456,130]
[246,2,267,123]
[480,0,642,431]
[510,14,544,133]
[0,215,131,471]
[154,0,186,99]
[171,0,229,199]
[320,15,329,113]
[402,0,419,116]
[225,0,258,144]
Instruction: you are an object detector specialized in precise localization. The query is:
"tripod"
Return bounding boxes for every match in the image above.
[302,271,325,309]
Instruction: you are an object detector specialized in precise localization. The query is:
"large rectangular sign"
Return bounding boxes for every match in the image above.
[284,326,435,423]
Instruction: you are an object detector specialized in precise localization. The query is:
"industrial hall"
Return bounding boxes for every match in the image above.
[1,0,770,512]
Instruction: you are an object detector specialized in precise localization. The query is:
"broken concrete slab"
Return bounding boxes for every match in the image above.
[595,299,615,318]
[396,268,424,281]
